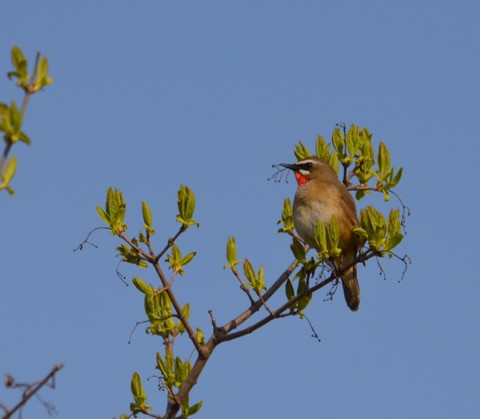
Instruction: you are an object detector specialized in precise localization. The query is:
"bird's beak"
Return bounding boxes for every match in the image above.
[280,163,298,171]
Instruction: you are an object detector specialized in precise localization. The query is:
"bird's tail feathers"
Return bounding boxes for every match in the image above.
[342,265,360,311]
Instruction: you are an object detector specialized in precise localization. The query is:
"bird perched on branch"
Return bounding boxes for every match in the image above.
[281,157,360,311]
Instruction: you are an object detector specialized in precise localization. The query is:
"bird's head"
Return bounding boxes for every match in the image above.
[280,157,337,186]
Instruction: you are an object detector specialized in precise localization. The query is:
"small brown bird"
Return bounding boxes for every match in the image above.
[281,157,360,311]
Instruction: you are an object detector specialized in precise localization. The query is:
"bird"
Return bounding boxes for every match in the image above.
[281,157,361,311]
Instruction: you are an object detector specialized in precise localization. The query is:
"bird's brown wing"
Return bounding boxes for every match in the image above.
[338,185,358,225]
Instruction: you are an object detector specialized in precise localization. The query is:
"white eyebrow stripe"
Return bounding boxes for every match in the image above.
[299,159,316,165]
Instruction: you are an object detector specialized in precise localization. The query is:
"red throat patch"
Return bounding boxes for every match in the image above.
[294,171,310,186]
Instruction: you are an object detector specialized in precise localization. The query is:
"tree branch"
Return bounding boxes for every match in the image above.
[218,260,298,336]
[152,262,206,357]
[2,363,63,419]
[0,142,13,181]
[161,260,299,419]
[118,232,150,260]
[165,340,215,419]
[155,226,186,263]
[346,184,381,192]
[218,250,375,343]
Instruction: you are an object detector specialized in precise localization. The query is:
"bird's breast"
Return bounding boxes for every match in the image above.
[293,197,336,249]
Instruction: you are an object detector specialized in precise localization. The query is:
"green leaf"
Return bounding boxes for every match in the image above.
[355,190,366,200]
[327,216,339,251]
[176,185,199,228]
[104,188,127,234]
[0,101,29,145]
[9,101,22,131]
[359,206,387,251]
[196,327,205,344]
[243,260,266,293]
[157,349,177,386]
[142,201,152,228]
[377,141,391,175]
[226,236,236,265]
[175,356,192,387]
[389,167,403,188]
[290,237,306,261]
[35,56,53,90]
[277,198,294,233]
[256,265,266,292]
[332,127,345,154]
[243,259,255,283]
[387,209,401,237]
[294,141,311,160]
[180,251,197,267]
[328,152,340,173]
[382,189,391,201]
[4,185,15,196]
[385,232,403,251]
[315,135,339,173]
[167,243,188,275]
[181,395,191,417]
[9,46,28,87]
[132,277,153,295]
[188,401,203,416]
[314,220,327,252]
[37,56,48,81]
[177,304,190,334]
[352,226,368,243]
[346,125,358,158]
[2,155,17,185]
[225,235,242,268]
[165,348,175,377]
[11,46,26,70]
[156,352,167,377]
[285,278,295,301]
[385,209,404,251]
[315,135,327,159]
[172,243,180,261]
[18,132,31,145]
[296,277,312,313]
[96,206,110,225]
[144,294,159,321]
[130,372,149,409]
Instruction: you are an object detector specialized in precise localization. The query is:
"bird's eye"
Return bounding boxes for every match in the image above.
[301,162,313,170]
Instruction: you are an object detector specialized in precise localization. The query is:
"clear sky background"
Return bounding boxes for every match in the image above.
[1,1,479,418]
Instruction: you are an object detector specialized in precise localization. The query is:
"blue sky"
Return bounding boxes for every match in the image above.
[1,1,479,418]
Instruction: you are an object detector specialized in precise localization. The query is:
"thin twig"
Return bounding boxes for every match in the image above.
[347,184,382,192]
[115,261,129,286]
[0,143,13,180]
[258,294,275,317]
[118,232,149,260]
[391,252,411,282]
[389,189,411,233]
[2,364,63,419]
[208,310,217,331]
[155,226,186,263]
[304,314,321,342]
[217,260,298,336]
[128,320,150,344]
[140,408,164,419]
[231,268,255,304]
[73,226,111,251]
